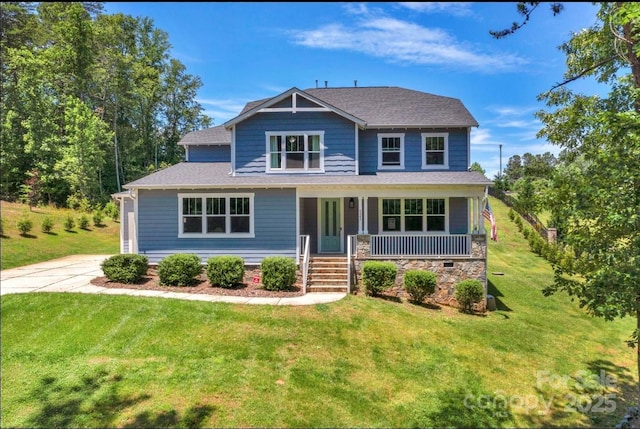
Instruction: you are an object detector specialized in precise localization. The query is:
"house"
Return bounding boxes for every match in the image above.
[114,85,492,306]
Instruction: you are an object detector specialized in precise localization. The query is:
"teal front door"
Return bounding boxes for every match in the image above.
[320,198,341,253]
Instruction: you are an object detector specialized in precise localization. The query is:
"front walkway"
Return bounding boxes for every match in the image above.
[0,255,346,305]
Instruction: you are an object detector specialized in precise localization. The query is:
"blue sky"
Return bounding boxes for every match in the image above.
[103,2,604,179]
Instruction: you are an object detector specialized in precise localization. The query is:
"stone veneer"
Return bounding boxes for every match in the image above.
[352,234,487,311]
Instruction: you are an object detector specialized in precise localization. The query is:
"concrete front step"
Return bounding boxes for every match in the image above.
[307,257,349,292]
[307,285,349,293]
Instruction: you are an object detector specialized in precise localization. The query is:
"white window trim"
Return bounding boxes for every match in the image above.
[421,132,449,169]
[265,131,325,173]
[378,197,449,234]
[178,193,255,238]
[378,133,405,170]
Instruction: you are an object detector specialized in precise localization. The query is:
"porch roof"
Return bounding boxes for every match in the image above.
[124,162,493,189]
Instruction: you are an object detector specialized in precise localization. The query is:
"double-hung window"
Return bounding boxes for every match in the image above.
[267,132,323,172]
[421,132,448,169]
[178,193,254,237]
[378,133,404,169]
[380,197,447,233]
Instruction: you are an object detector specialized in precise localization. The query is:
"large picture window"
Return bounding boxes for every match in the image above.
[378,133,404,169]
[421,132,449,169]
[380,198,447,233]
[178,193,254,237]
[267,132,323,172]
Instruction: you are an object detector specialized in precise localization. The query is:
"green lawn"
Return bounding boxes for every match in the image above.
[1,197,637,428]
[0,200,120,269]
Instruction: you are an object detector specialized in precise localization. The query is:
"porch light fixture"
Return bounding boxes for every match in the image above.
[288,136,296,144]
[349,198,355,209]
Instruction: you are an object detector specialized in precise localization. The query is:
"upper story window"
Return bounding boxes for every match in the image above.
[266,132,324,172]
[380,197,447,233]
[378,133,404,169]
[178,193,254,238]
[422,133,448,169]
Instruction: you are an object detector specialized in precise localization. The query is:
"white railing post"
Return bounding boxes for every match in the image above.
[300,235,310,294]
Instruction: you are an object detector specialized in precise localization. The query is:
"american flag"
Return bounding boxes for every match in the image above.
[482,199,498,242]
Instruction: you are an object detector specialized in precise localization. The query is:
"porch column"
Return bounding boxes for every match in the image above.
[471,196,479,233]
[477,196,485,233]
[358,196,369,234]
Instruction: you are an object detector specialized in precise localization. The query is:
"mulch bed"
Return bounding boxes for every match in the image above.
[90,267,304,298]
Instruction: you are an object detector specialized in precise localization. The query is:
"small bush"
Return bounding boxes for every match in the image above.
[362,261,397,296]
[206,255,245,288]
[101,254,149,283]
[63,214,75,231]
[0,216,4,235]
[104,201,119,221]
[16,215,33,236]
[92,209,104,226]
[455,279,484,313]
[403,270,437,303]
[78,214,90,230]
[158,253,202,286]
[41,216,55,233]
[261,256,297,291]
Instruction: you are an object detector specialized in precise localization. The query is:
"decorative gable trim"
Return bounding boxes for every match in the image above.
[223,87,367,129]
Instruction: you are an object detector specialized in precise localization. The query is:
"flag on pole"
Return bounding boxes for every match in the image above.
[482,198,498,242]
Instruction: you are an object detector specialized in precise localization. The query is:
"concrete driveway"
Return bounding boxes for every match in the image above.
[0,254,346,305]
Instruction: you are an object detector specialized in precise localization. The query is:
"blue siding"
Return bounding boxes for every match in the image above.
[136,188,297,264]
[234,111,357,175]
[359,128,469,174]
[449,197,469,234]
[187,145,230,162]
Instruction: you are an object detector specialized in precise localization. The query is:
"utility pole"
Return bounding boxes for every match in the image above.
[499,144,503,177]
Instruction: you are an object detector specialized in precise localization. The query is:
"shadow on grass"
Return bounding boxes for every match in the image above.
[25,369,215,428]
[64,229,78,234]
[410,384,516,427]
[521,358,637,428]
[18,233,37,239]
[411,301,442,311]
[488,279,512,312]
[43,231,58,236]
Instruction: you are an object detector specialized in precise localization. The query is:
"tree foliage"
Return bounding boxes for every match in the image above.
[0,2,212,206]
[494,1,640,401]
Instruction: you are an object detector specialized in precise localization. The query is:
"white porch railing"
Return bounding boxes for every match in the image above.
[299,235,310,294]
[370,234,471,257]
[347,235,358,292]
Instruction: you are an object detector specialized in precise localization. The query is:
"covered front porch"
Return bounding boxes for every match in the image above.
[297,190,488,258]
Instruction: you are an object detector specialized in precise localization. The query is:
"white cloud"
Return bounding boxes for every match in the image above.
[197,98,246,124]
[397,2,474,16]
[288,8,528,73]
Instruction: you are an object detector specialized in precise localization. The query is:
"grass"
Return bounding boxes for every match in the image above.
[1,197,637,428]
[0,200,120,270]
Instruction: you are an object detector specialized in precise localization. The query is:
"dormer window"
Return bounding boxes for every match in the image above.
[378,133,404,169]
[422,132,449,169]
[266,131,324,172]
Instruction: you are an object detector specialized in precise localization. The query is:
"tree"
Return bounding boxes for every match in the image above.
[503,154,523,185]
[469,161,486,175]
[493,1,640,402]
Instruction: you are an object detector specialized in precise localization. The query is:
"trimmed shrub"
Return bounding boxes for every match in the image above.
[63,214,75,231]
[104,201,119,221]
[261,256,297,291]
[78,214,90,230]
[92,209,104,226]
[101,254,149,283]
[158,253,202,286]
[16,215,33,236]
[362,261,397,296]
[455,279,484,313]
[403,270,437,303]
[41,216,55,233]
[207,255,245,288]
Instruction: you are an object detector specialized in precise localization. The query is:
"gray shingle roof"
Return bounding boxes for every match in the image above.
[239,86,479,128]
[125,162,492,189]
[180,86,478,145]
[178,125,231,146]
